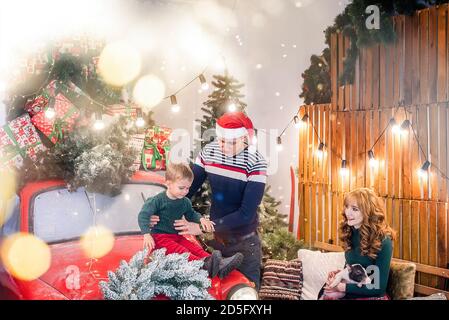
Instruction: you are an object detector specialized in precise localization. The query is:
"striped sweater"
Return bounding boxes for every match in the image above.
[187,141,268,237]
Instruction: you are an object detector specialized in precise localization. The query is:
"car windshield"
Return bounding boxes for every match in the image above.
[32,183,165,243]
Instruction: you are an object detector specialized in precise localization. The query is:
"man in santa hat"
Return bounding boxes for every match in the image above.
[179,111,267,290]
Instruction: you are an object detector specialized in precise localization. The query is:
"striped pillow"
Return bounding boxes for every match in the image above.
[259,259,303,300]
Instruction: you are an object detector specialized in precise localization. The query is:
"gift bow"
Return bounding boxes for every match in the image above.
[142,141,163,171]
[45,96,79,143]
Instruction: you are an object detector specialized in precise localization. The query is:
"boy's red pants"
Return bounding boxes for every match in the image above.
[152,233,210,261]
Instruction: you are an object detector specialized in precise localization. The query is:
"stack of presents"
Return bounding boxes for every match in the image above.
[2,35,171,172]
[1,82,171,172]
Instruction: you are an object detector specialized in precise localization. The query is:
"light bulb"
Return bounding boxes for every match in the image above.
[94,113,105,130]
[135,117,145,127]
[170,95,180,113]
[94,120,105,130]
[44,108,56,119]
[228,103,236,112]
[315,143,325,159]
[400,120,411,136]
[340,160,349,178]
[276,136,283,151]
[418,161,431,180]
[199,74,209,90]
[368,150,378,169]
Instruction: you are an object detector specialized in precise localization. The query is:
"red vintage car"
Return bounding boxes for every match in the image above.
[0,170,258,300]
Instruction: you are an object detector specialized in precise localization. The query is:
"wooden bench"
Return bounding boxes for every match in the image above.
[313,241,449,299]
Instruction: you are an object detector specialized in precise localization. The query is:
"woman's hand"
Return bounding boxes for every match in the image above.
[174,218,203,235]
[149,215,160,227]
[336,282,346,292]
[325,269,341,287]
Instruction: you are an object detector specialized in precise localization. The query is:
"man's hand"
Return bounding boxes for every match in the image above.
[174,218,203,236]
[200,217,215,233]
[143,234,155,251]
[149,215,160,228]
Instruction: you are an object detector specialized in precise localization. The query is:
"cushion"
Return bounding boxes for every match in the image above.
[259,259,303,300]
[297,249,346,300]
[387,261,416,300]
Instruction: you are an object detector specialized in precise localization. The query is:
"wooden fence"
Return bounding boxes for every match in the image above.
[296,5,449,289]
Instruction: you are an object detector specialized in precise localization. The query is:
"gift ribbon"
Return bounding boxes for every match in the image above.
[47,99,79,143]
[142,141,162,171]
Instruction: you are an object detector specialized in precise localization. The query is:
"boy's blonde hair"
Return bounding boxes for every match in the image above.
[165,162,194,182]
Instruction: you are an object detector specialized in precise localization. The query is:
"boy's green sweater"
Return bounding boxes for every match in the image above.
[138,191,202,235]
[345,228,393,298]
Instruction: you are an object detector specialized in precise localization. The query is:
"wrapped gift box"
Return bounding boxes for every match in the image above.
[104,104,138,118]
[142,126,171,171]
[0,114,46,170]
[31,93,80,144]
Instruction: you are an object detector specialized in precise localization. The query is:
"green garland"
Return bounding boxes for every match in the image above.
[301,0,449,105]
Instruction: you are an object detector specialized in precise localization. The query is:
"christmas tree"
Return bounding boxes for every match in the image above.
[100,248,213,300]
[258,186,304,264]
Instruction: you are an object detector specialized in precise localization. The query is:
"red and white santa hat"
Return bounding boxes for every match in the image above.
[216,111,255,141]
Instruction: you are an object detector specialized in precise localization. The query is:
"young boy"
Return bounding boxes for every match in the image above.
[138,162,243,279]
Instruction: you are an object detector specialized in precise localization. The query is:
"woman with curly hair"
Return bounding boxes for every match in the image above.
[321,188,396,299]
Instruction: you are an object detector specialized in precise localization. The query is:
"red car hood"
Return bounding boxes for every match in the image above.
[39,235,144,300]
[39,235,224,300]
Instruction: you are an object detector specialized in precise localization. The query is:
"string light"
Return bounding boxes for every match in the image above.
[390,118,401,135]
[44,102,56,120]
[368,150,379,169]
[315,142,326,159]
[293,116,301,128]
[135,108,145,128]
[276,136,283,151]
[228,102,237,112]
[170,95,180,113]
[340,159,349,178]
[198,74,209,90]
[400,119,411,136]
[418,160,431,180]
[93,112,105,130]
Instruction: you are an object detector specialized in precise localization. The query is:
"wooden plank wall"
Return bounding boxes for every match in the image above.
[296,5,449,290]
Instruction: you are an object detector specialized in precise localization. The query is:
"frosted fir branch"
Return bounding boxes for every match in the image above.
[100,248,213,300]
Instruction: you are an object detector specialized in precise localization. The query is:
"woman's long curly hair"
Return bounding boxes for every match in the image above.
[339,188,396,259]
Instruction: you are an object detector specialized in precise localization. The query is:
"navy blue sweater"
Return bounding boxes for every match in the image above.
[187,141,267,238]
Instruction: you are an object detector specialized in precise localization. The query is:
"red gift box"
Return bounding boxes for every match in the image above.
[31,93,80,144]
[0,114,46,170]
[142,126,171,171]
[25,94,49,116]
